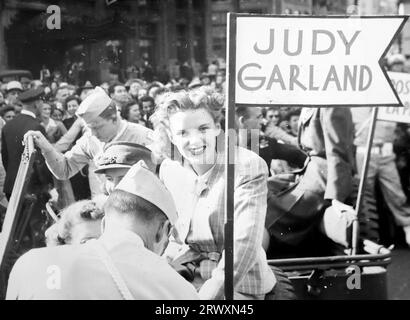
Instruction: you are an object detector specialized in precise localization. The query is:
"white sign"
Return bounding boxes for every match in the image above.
[234,16,407,106]
[378,72,410,123]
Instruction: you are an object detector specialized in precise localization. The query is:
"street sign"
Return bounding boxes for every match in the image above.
[378,72,410,123]
[225,14,408,294]
[234,15,407,106]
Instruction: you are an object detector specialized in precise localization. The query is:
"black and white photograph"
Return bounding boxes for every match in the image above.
[0,0,409,307]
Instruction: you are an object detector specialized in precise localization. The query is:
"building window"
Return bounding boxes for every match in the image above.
[212,12,227,25]
[139,23,156,38]
[193,0,204,10]
[213,37,226,52]
[176,0,188,9]
[212,26,226,38]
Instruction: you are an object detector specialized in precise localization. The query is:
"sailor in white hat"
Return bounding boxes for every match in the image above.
[6,161,199,300]
[24,86,154,195]
[5,80,23,105]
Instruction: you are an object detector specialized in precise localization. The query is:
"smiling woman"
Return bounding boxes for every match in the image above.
[152,87,276,300]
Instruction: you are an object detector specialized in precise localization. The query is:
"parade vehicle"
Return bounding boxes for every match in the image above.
[0,136,392,300]
[268,242,391,300]
[266,200,391,300]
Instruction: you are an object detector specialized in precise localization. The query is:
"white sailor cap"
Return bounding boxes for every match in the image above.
[76,86,114,122]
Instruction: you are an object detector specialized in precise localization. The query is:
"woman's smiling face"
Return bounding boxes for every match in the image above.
[169,108,221,174]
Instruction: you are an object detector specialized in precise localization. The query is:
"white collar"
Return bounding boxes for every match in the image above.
[112,120,128,141]
[99,227,145,251]
[21,109,36,119]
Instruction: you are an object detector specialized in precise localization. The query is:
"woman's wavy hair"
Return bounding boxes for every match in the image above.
[150,87,225,161]
[46,196,106,246]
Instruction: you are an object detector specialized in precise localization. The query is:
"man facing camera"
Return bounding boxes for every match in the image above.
[94,141,158,194]
[24,87,153,196]
[6,161,199,300]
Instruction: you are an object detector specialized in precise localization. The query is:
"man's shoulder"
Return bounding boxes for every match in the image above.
[19,244,84,261]
[121,121,153,144]
[3,115,25,131]
[135,248,198,298]
[11,245,85,277]
[234,146,268,177]
[3,115,42,135]
[73,130,94,148]
[126,121,153,133]
[235,146,265,166]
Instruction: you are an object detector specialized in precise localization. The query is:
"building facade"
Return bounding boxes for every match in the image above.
[1,0,348,83]
[208,0,348,64]
[2,0,210,82]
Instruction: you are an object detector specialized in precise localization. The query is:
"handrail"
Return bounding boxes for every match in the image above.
[268,252,391,267]
[268,240,392,271]
[269,258,391,272]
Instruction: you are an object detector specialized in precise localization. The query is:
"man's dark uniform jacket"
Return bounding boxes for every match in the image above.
[258,135,307,176]
[1,113,52,198]
[265,107,354,257]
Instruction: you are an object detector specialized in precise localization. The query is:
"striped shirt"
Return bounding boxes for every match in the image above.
[161,147,276,300]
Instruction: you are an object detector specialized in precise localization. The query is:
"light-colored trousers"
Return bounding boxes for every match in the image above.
[356,151,410,227]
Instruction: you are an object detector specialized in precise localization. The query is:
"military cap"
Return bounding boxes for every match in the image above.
[6,81,23,92]
[76,86,114,122]
[199,72,210,80]
[77,81,94,96]
[95,141,156,174]
[115,161,178,225]
[18,87,44,103]
[81,80,94,90]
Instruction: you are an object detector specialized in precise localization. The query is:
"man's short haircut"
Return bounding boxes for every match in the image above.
[104,189,168,224]
[99,100,118,120]
[0,105,15,117]
[108,82,125,96]
[286,109,301,121]
[138,96,155,111]
[235,105,250,119]
[139,95,155,106]
[267,106,278,112]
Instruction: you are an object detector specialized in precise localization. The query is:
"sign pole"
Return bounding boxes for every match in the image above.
[224,12,236,300]
[0,136,36,281]
[352,107,379,255]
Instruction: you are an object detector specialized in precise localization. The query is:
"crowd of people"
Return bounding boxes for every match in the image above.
[0,55,410,300]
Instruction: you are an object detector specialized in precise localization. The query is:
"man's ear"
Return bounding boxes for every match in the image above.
[214,121,222,136]
[165,127,174,144]
[111,114,119,123]
[155,219,171,243]
[100,216,106,234]
[238,115,245,127]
